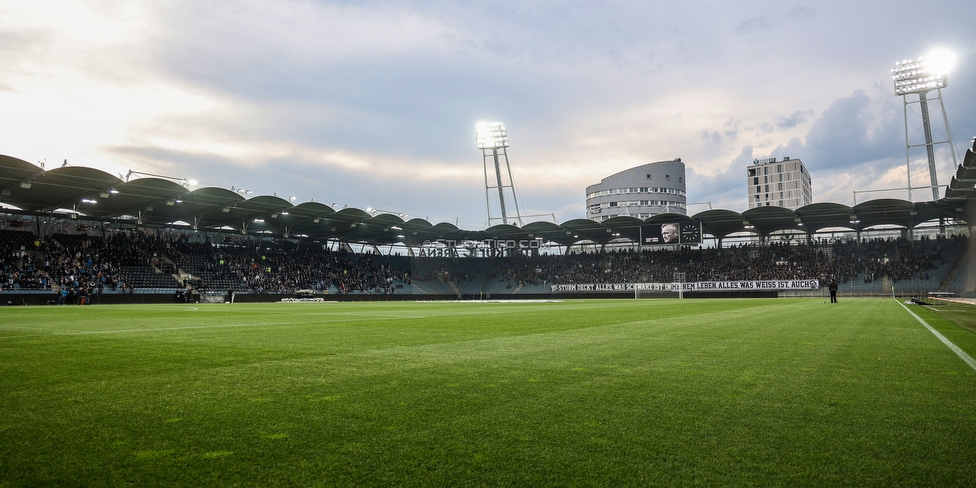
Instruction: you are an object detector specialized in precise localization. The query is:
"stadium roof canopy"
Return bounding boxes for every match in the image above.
[2,144,974,248]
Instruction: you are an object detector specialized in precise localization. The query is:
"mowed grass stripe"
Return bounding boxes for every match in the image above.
[1,299,975,486]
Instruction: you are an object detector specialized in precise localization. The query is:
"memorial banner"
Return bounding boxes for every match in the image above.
[551,279,819,292]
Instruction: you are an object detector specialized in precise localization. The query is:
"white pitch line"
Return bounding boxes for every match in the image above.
[7,313,422,338]
[897,299,976,373]
[296,312,428,319]
[54,321,301,335]
[52,315,409,336]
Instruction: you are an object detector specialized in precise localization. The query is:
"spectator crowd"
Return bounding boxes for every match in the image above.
[496,236,955,287]
[1,227,966,298]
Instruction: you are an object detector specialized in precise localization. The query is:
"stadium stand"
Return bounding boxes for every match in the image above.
[2,141,975,302]
[0,222,970,301]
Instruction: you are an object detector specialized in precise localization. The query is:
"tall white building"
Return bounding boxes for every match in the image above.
[747,157,812,210]
[586,159,687,222]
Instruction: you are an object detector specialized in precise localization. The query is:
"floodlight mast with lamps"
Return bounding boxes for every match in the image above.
[891,50,959,202]
[476,122,523,226]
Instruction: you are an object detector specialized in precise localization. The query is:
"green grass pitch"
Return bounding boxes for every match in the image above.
[2,298,975,486]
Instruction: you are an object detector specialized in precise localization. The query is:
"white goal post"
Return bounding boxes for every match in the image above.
[634,273,686,299]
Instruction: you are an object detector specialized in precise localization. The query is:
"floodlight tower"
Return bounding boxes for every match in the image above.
[476,121,523,226]
[891,50,959,201]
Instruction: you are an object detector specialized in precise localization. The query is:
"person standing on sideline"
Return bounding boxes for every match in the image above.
[828,278,838,303]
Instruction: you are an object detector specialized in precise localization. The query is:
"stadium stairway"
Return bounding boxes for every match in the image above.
[944,243,976,296]
[406,280,432,294]
[447,280,462,299]
[452,258,492,296]
[482,277,518,296]
[937,239,968,292]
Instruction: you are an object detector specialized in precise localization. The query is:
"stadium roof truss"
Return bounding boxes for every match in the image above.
[2,146,974,248]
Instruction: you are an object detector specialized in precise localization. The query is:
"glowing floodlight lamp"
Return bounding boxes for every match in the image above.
[891,49,954,96]
[924,49,955,77]
[476,122,508,150]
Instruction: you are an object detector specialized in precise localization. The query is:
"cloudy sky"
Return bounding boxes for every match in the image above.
[2,0,974,228]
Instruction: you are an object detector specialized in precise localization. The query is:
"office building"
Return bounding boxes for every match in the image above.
[747,157,812,209]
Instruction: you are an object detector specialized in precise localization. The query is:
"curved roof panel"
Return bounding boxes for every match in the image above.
[290,201,336,219]
[645,212,693,224]
[87,177,189,222]
[522,221,576,246]
[742,206,799,235]
[0,154,971,247]
[693,209,745,238]
[331,207,372,222]
[416,222,468,246]
[159,187,245,228]
[601,216,644,241]
[370,213,406,228]
[853,199,913,229]
[560,218,614,244]
[0,155,45,191]
[6,166,121,213]
[483,223,524,238]
[794,203,854,233]
[946,141,976,201]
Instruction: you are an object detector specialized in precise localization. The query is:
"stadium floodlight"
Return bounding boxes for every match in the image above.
[364,207,406,218]
[477,121,523,228]
[476,122,509,150]
[892,49,959,202]
[127,169,195,187]
[891,51,953,96]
